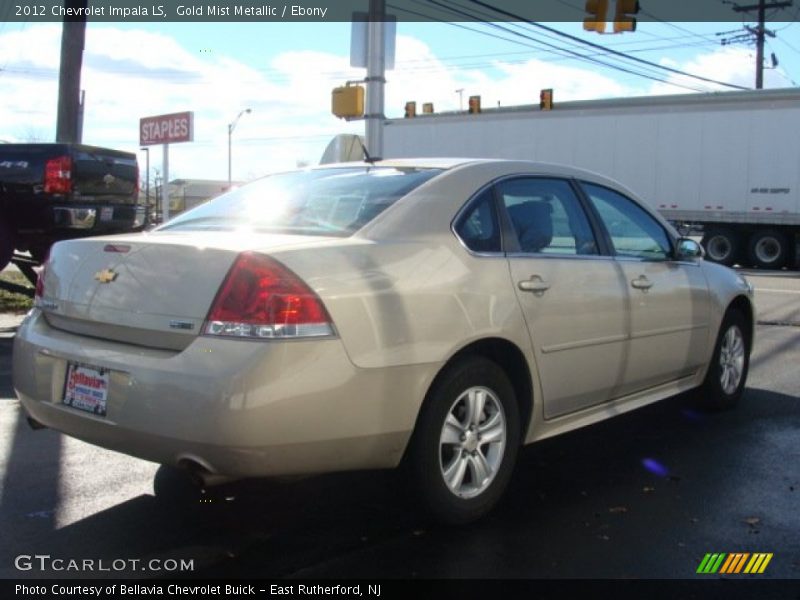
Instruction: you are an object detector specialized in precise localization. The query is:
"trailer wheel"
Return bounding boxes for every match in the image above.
[0,216,15,272]
[747,230,788,270]
[702,228,739,267]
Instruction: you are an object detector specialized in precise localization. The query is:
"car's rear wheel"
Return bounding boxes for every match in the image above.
[0,216,15,272]
[408,357,520,524]
[697,310,750,411]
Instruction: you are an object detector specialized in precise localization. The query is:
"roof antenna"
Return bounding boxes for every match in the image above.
[357,136,379,164]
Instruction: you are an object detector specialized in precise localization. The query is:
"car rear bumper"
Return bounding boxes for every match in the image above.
[53,205,146,230]
[13,309,433,478]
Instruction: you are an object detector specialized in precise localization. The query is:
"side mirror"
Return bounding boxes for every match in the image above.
[675,237,704,261]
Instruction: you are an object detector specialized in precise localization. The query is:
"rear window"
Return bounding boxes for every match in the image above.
[159,166,442,236]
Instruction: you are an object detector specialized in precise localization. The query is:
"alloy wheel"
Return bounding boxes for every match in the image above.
[439,386,507,499]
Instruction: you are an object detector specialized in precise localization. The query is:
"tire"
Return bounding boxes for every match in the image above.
[0,215,15,272]
[153,464,206,506]
[407,356,521,524]
[702,228,739,267]
[697,310,750,411]
[746,229,788,270]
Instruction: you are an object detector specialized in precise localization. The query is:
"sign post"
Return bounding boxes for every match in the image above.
[139,111,194,223]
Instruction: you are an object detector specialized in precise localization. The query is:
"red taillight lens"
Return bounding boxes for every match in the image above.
[203,252,334,339]
[44,155,72,195]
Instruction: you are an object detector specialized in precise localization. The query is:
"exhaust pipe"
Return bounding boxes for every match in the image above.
[178,458,234,488]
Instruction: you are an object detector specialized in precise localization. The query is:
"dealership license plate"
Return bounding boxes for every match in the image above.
[63,363,109,417]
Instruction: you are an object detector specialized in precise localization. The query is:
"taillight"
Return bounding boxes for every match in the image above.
[44,155,72,195]
[203,252,334,339]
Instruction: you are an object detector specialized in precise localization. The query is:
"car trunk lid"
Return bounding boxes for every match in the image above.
[38,231,339,350]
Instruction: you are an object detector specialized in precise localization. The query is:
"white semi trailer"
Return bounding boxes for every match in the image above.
[380,88,800,269]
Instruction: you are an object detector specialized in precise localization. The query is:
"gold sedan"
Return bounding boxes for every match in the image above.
[13,159,754,523]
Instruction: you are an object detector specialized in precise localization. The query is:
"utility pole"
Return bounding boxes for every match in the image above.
[365,0,386,160]
[731,0,793,89]
[56,0,88,143]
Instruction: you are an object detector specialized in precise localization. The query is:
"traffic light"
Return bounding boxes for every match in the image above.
[540,88,553,111]
[422,102,434,114]
[583,0,608,33]
[331,84,365,119]
[404,101,416,118]
[468,95,481,114]
[613,0,639,33]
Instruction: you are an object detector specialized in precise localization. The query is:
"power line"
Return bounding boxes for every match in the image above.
[400,0,713,92]
[415,0,727,90]
[464,0,752,90]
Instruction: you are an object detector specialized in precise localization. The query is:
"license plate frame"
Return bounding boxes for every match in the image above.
[62,362,109,417]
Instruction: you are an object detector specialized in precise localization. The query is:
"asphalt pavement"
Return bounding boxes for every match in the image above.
[0,272,798,583]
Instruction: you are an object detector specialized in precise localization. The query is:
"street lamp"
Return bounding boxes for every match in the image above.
[227,108,252,187]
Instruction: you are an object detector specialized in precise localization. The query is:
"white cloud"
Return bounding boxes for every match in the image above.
[648,47,780,94]
[0,26,778,185]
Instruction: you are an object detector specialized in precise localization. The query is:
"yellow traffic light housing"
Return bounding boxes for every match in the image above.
[613,0,639,33]
[583,0,608,33]
[422,102,434,114]
[404,101,416,118]
[540,89,553,111]
[331,84,365,119]
[468,95,481,114]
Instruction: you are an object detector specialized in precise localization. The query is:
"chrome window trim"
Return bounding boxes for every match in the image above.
[506,251,613,262]
[613,256,702,267]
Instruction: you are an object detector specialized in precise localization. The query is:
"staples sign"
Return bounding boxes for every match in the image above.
[140,111,194,146]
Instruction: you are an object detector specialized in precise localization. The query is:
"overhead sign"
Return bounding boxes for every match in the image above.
[139,111,194,146]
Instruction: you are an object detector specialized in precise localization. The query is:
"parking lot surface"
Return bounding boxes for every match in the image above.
[0,271,798,580]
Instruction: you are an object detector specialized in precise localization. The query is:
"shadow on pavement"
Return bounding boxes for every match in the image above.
[3,386,798,580]
[0,337,15,399]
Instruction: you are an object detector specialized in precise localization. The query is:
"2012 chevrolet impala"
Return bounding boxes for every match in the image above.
[13,159,754,523]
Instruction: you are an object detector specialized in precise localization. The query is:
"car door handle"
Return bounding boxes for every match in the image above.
[631,275,654,291]
[518,275,551,295]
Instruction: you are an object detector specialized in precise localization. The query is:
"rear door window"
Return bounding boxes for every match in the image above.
[497,178,598,256]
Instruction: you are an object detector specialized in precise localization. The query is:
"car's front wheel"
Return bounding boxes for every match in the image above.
[698,309,750,410]
[408,357,520,524]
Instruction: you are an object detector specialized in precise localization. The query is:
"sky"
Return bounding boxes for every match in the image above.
[1,6,799,186]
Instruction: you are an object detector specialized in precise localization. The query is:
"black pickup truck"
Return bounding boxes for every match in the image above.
[0,143,144,273]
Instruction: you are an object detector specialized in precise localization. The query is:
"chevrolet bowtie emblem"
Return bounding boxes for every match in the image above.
[94,269,118,284]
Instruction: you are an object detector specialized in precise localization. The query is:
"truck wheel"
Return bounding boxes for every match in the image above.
[0,216,14,272]
[407,356,520,524]
[747,230,787,270]
[702,228,739,267]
